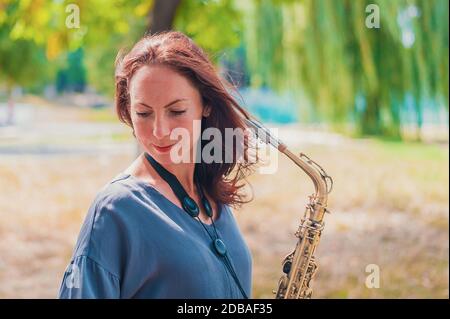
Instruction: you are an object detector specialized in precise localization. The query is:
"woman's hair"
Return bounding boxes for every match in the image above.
[114,31,257,209]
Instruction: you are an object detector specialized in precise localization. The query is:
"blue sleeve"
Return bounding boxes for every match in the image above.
[58,255,120,299]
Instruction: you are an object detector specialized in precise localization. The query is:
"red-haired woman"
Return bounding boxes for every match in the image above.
[59,31,256,299]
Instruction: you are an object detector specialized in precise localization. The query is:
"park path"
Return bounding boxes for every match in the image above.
[0,102,136,156]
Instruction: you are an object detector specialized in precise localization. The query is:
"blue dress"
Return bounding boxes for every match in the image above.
[58,172,253,299]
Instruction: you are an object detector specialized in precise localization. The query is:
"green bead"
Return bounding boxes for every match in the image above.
[213,239,227,256]
[183,197,199,217]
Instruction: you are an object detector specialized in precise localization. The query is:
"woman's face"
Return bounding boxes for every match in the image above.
[129,65,209,164]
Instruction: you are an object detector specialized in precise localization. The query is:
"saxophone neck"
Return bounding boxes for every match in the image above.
[283,149,331,201]
[283,148,331,222]
[245,117,333,221]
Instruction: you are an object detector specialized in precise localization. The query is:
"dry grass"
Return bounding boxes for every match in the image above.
[239,138,449,298]
[0,103,448,299]
[0,154,135,298]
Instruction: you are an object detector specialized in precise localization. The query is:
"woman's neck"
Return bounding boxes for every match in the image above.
[140,153,197,194]
[163,162,196,194]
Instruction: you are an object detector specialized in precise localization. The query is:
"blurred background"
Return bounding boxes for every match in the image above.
[0,0,448,298]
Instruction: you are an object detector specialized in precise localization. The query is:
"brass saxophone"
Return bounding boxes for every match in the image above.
[245,118,333,299]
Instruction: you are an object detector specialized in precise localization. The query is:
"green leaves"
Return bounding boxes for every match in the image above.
[241,0,449,139]
[175,0,242,59]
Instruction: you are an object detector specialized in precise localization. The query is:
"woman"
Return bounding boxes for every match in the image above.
[58,31,257,299]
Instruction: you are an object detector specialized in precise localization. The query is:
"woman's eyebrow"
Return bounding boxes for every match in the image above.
[137,98,188,109]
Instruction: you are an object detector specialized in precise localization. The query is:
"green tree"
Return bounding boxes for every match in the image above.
[240,0,449,139]
[1,0,242,95]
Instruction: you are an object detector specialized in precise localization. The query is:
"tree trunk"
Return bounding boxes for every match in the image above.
[414,96,423,142]
[147,0,182,34]
[385,96,402,140]
[6,84,15,125]
[360,94,381,136]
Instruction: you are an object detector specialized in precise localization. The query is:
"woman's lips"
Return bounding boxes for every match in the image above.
[152,143,175,153]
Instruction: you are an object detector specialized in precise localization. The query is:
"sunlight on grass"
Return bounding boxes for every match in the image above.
[0,132,448,298]
[79,107,119,123]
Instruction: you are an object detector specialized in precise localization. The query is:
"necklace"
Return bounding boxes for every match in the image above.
[144,152,248,299]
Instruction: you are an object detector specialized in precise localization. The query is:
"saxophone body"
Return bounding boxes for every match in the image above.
[244,118,333,299]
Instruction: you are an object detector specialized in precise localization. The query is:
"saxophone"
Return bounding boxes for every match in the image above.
[244,118,333,299]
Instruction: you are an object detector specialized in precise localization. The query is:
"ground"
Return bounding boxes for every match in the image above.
[0,98,448,298]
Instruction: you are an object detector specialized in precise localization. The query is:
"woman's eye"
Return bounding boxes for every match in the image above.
[135,110,185,117]
[171,110,186,116]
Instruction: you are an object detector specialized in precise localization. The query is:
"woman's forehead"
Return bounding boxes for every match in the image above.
[130,65,199,103]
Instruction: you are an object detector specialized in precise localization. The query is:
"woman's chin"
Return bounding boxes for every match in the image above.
[146,149,177,165]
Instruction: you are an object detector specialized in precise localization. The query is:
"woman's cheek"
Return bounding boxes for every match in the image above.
[134,123,153,141]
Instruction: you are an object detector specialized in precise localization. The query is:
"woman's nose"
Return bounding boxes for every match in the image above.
[152,115,171,139]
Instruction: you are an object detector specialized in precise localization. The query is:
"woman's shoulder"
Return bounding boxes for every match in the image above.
[95,172,139,202]
[91,172,158,211]
[70,173,150,260]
